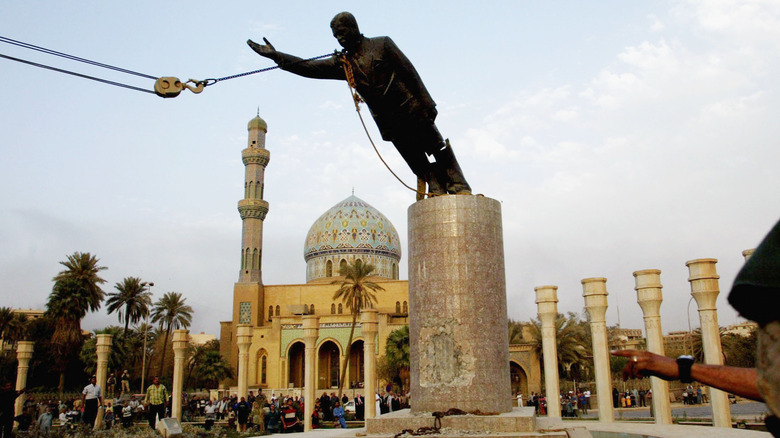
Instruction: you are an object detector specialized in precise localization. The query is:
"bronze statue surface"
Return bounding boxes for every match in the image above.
[248,12,471,196]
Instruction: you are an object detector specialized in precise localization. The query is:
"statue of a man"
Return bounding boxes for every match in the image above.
[248,12,471,196]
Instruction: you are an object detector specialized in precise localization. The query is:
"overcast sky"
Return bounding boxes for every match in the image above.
[2,1,778,338]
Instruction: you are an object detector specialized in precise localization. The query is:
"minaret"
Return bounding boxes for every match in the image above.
[222,114,270,381]
[238,114,270,283]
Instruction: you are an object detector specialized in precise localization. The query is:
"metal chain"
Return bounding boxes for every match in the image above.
[202,52,335,87]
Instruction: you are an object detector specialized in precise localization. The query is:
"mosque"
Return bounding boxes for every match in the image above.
[219,114,540,398]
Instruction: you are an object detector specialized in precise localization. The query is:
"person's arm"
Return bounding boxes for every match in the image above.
[611,349,763,401]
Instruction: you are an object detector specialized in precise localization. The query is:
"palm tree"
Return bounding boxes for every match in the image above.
[3,313,29,348]
[106,277,152,346]
[384,325,410,390]
[0,307,14,352]
[46,252,107,393]
[151,292,193,377]
[331,259,384,398]
[528,312,589,379]
[508,319,527,344]
[193,350,233,389]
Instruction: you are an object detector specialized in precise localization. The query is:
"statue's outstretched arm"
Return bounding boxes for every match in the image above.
[247,37,344,81]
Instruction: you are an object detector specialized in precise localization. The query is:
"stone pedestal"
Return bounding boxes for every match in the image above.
[633,270,672,424]
[14,341,34,418]
[408,195,511,414]
[535,285,561,418]
[362,309,379,419]
[582,278,614,423]
[302,316,318,432]
[686,259,731,428]
[236,324,253,401]
[171,330,189,420]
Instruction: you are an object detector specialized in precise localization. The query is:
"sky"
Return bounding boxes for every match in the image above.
[1,1,779,338]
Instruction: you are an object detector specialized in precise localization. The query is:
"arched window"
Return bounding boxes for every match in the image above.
[395,302,401,313]
[393,263,399,280]
[310,304,315,314]
[261,355,267,384]
[403,301,408,314]
[275,305,280,316]
[326,260,333,277]
[244,182,249,198]
[252,248,258,269]
[339,259,347,274]
[338,303,343,314]
[331,303,336,314]
[268,306,273,321]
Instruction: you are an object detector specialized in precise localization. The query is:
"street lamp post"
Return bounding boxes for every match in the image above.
[140,282,154,392]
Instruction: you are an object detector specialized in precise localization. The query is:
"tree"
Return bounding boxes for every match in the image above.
[331,259,384,398]
[2,312,29,348]
[0,307,13,346]
[151,292,193,378]
[46,252,107,393]
[384,325,410,390]
[508,319,528,344]
[106,277,152,346]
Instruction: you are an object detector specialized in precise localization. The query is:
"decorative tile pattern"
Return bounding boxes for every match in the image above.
[304,195,402,282]
[239,302,251,324]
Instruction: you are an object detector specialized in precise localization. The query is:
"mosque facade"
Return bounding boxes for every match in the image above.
[219,114,539,398]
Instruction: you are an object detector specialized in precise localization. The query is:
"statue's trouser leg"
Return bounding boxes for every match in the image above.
[392,133,446,195]
[432,141,471,194]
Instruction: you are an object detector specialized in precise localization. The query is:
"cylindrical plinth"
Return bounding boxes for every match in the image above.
[535,285,561,418]
[171,329,189,420]
[686,259,731,428]
[582,278,614,423]
[409,195,511,413]
[633,270,672,424]
[362,309,379,419]
[15,341,34,417]
[302,316,319,431]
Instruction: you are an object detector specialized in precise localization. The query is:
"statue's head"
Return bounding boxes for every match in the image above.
[330,12,361,51]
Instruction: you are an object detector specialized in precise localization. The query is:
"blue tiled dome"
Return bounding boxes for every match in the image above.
[304,195,401,282]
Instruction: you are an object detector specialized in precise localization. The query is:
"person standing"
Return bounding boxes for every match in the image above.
[1,383,25,438]
[120,370,130,395]
[81,376,102,426]
[144,376,168,430]
[236,397,251,432]
[36,405,53,434]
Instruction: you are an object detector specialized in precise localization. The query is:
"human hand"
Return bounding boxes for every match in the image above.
[611,349,680,381]
[247,37,277,59]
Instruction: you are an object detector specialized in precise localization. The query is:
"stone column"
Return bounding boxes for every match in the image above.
[742,249,755,262]
[236,324,253,401]
[171,330,189,420]
[535,286,561,418]
[14,341,34,418]
[686,259,731,428]
[302,316,319,432]
[95,334,112,402]
[409,196,511,413]
[362,309,379,419]
[582,278,614,423]
[633,270,672,424]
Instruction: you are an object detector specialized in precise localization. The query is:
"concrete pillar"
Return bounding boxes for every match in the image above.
[236,324,253,401]
[302,316,319,432]
[95,334,112,402]
[14,341,34,418]
[633,270,672,424]
[362,309,379,419]
[686,259,731,428]
[534,286,561,418]
[582,278,614,423]
[171,329,189,420]
[408,196,511,413]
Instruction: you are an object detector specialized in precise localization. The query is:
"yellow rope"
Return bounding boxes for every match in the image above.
[340,54,431,199]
